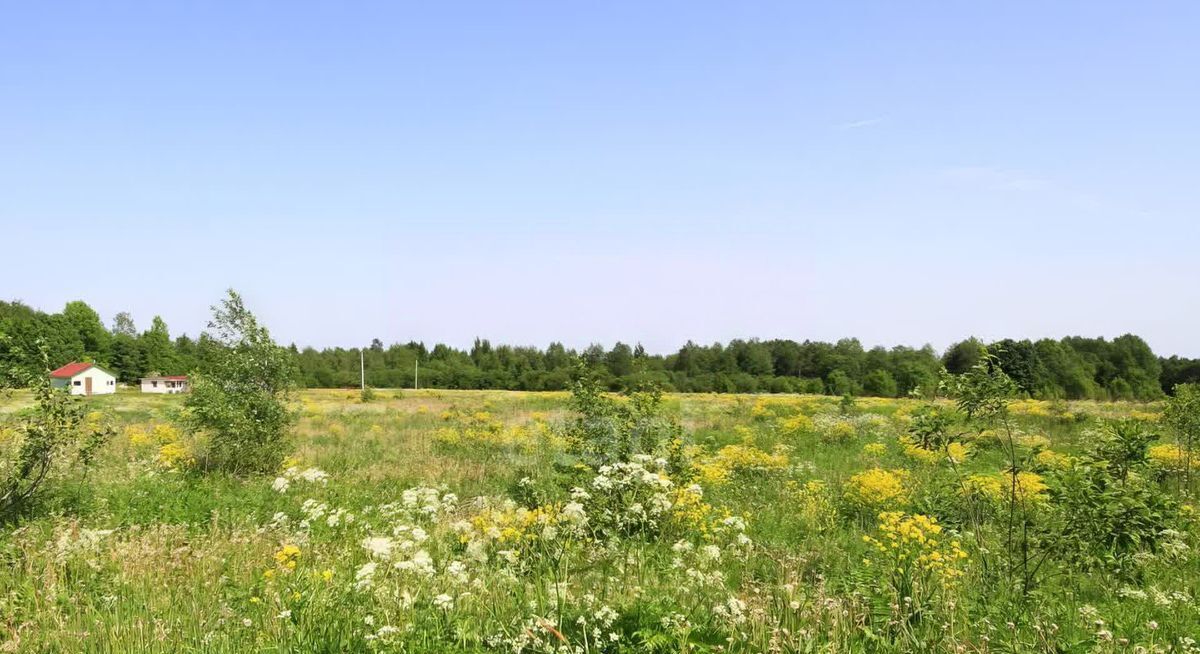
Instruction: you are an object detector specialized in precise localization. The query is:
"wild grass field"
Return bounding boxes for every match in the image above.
[1,387,1197,653]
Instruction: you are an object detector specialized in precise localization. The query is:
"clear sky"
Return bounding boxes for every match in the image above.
[2,2,1198,356]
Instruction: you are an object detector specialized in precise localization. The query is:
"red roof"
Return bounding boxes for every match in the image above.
[50,362,94,378]
[145,375,188,381]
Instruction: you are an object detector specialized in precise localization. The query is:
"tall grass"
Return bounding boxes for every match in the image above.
[0,389,1193,652]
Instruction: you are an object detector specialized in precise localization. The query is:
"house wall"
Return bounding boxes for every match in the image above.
[141,379,189,394]
[67,368,117,396]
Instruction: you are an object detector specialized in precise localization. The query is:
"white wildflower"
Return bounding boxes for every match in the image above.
[296,467,329,484]
[446,560,469,583]
[362,536,397,561]
[561,501,587,524]
[355,562,377,590]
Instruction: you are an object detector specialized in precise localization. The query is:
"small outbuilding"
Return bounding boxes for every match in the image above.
[49,362,117,396]
[141,375,190,394]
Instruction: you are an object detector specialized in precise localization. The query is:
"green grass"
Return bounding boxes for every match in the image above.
[0,389,1194,653]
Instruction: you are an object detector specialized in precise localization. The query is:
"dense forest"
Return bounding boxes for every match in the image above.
[2,299,1198,399]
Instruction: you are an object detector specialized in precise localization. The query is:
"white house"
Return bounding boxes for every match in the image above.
[49,362,117,396]
[140,375,190,394]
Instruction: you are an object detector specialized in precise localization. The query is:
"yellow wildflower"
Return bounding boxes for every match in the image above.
[156,441,194,470]
[1035,449,1072,470]
[862,511,968,587]
[821,420,857,444]
[670,484,714,534]
[901,441,941,465]
[126,424,152,447]
[1149,444,1194,472]
[862,442,887,457]
[273,544,301,571]
[844,468,909,512]
[1130,410,1160,423]
[777,413,814,436]
[945,442,971,464]
[151,423,181,445]
[787,479,836,532]
[693,444,789,486]
[963,472,1049,505]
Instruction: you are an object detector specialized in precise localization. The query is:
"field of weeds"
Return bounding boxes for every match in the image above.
[0,388,1196,653]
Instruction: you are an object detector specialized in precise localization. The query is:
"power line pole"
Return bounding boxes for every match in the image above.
[360,349,365,391]
[414,359,419,390]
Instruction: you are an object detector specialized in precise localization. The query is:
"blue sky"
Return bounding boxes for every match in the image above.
[2,2,1198,355]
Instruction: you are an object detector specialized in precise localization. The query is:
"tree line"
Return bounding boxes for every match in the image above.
[2,298,1198,399]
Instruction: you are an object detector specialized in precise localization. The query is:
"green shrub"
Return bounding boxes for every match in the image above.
[182,290,297,475]
[563,364,681,469]
[0,345,113,519]
[1047,420,1177,578]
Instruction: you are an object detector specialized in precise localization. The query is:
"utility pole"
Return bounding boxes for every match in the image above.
[414,359,419,390]
[360,349,365,391]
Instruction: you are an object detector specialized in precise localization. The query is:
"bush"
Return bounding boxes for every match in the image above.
[1050,463,1176,578]
[182,290,297,475]
[563,365,681,469]
[1047,420,1178,578]
[0,345,113,519]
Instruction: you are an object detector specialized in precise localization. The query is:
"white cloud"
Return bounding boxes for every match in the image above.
[939,166,1049,191]
[836,117,885,130]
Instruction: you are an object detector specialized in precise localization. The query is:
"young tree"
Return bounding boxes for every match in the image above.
[947,351,1050,596]
[0,341,113,519]
[182,290,297,474]
[1164,383,1200,493]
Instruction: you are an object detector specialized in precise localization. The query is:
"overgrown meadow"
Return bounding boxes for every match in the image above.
[1,386,1198,653]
